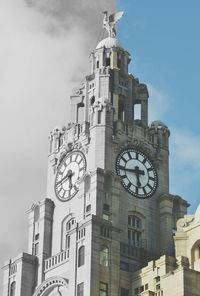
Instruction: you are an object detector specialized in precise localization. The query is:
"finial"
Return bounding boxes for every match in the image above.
[102,11,124,38]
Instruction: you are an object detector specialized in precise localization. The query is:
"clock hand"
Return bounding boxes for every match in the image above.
[68,174,73,189]
[118,165,144,188]
[56,170,74,186]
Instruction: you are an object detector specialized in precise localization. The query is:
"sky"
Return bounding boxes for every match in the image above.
[1,0,200,288]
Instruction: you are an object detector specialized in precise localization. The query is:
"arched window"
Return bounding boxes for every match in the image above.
[128,215,142,248]
[191,240,200,271]
[61,215,76,250]
[100,246,109,266]
[10,281,16,296]
[78,246,85,267]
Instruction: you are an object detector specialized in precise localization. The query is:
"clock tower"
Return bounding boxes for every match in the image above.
[2,11,189,296]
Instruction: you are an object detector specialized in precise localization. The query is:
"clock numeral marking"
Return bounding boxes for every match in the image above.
[119,165,126,170]
[127,152,132,160]
[79,166,85,172]
[121,175,127,179]
[147,184,153,191]
[56,182,62,189]
[121,156,127,163]
[135,152,139,160]
[58,187,62,194]
[78,159,83,165]
[142,187,147,195]
[147,167,153,172]
[127,182,132,189]
[135,187,138,195]
[75,154,79,162]
[149,176,155,181]
[142,158,147,165]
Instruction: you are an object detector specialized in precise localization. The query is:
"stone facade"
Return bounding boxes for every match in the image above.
[2,17,200,296]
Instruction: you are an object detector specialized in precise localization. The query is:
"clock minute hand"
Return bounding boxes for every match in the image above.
[56,169,73,186]
[118,165,144,188]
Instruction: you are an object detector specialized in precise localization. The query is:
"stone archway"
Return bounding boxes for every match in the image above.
[33,277,69,296]
[191,239,200,271]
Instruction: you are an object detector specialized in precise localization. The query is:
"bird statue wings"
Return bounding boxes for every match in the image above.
[103,11,124,38]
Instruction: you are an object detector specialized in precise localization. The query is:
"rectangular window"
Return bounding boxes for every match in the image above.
[65,235,70,249]
[134,287,139,294]
[77,282,84,296]
[121,288,129,296]
[103,204,110,212]
[106,58,110,66]
[100,282,108,296]
[103,204,110,220]
[140,285,144,292]
[98,111,101,124]
[86,204,91,213]
[134,104,141,120]
[34,242,39,255]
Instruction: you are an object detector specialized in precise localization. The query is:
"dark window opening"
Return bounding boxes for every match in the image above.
[118,99,125,121]
[97,61,99,68]
[106,58,110,67]
[65,235,70,249]
[10,281,16,296]
[77,282,84,296]
[78,246,85,267]
[34,242,39,255]
[121,288,129,296]
[90,96,95,105]
[117,58,121,68]
[103,204,110,212]
[86,204,91,213]
[100,282,108,296]
[98,110,101,124]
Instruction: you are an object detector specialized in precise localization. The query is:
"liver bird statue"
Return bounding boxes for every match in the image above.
[102,11,124,38]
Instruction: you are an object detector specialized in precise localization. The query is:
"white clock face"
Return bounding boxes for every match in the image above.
[55,151,86,201]
[116,149,158,198]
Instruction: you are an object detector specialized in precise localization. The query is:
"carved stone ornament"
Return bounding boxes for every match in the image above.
[177,216,194,229]
[115,138,152,157]
[32,276,68,296]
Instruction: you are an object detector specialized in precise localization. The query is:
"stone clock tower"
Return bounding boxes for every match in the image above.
[2,11,189,296]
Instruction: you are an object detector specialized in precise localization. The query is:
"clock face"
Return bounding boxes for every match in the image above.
[116,149,158,198]
[55,151,86,201]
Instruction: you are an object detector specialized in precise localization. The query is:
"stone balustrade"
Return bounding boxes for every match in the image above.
[44,249,69,272]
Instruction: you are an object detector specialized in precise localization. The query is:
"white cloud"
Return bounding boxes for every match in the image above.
[169,128,200,212]
[170,129,200,169]
[147,83,170,123]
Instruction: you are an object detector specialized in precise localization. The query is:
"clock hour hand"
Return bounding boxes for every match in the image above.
[118,165,144,188]
[56,169,73,186]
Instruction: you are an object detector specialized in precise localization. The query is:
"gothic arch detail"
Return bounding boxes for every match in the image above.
[32,276,69,296]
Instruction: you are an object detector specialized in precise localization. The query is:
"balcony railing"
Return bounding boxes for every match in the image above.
[44,249,69,272]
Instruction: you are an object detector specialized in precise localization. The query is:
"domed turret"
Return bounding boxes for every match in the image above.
[150,120,168,129]
[96,37,123,50]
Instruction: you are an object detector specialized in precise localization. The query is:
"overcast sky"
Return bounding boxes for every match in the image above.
[1,0,200,288]
[0,0,115,286]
